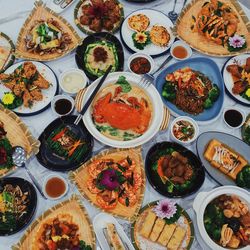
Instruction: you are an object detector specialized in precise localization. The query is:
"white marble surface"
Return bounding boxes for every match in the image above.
[0,0,250,249]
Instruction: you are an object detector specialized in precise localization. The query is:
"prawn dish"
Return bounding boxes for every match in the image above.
[162,67,220,115]
[70,148,145,221]
[0,62,50,109]
[92,76,153,141]
[175,0,250,56]
[76,0,123,34]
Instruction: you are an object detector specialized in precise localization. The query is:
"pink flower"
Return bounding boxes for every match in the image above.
[229,35,246,48]
[99,169,120,191]
[153,199,177,219]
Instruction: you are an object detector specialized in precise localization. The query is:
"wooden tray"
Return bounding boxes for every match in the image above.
[12,195,96,250]
[173,0,250,57]
[75,87,170,131]
[69,147,146,222]
[15,0,82,61]
[0,104,40,177]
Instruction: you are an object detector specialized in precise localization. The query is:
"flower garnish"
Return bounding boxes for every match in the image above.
[153,199,177,219]
[97,168,124,191]
[228,35,247,52]
[2,92,15,105]
[132,31,151,50]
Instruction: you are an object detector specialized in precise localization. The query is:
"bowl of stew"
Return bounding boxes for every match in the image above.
[170,116,199,145]
[128,52,155,75]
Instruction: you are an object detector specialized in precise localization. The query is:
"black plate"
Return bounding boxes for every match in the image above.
[75,32,124,81]
[36,115,93,171]
[0,177,37,236]
[145,141,205,198]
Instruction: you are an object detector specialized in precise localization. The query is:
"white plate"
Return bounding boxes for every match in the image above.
[120,9,175,57]
[0,61,58,116]
[223,54,250,106]
[80,72,164,148]
[93,213,135,250]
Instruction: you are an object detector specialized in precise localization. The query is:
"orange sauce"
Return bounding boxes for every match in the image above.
[172,46,188,59]
[45,177,66,198]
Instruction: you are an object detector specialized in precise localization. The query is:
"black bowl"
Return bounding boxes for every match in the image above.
[75,32,124,81]
[36,115,93,172]
[0,177,37,236]
[145,141,205,198]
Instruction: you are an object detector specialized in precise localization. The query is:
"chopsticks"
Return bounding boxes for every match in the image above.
[74,65,112,125]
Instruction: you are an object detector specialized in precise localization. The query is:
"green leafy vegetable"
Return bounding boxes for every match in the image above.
[236,165,250,189]
[162,82,176,101]
[164,205,181,224]
[203,98,213,109]
[242,125,250,145]
[115,76,132,93]
[0,138,13,169]
[80,240,92,250]
[209,85,220,102]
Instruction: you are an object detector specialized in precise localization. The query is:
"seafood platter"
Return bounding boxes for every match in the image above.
[0,0,250,249]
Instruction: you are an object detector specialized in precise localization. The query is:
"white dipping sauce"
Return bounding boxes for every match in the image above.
[61,71,86,93]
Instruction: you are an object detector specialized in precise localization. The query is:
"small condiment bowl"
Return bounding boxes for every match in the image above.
[170,116,199,145]
[127,52,155,75]
[51,94,74,117]
[170,40,192,61]
[43,174,68,200]
[223,107,246,129]
[59,68,88,96]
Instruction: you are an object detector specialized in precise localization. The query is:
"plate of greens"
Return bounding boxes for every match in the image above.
[145,141,205,197]
[0,177,37,236]
[242,114,250,146]
[36,115,93,171]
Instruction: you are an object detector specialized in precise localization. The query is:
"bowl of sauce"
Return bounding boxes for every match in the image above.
[51,94,74,116]
[128,52,154,75]
[43,174,68,200]
[59,68,88,96]
[170,116,199,145]
[170,41,192,61]
[223,108,245,129]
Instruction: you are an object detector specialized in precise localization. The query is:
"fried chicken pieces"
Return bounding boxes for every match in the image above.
[196,0,239,45]
[79,0,122,32]
[0,62,50,107]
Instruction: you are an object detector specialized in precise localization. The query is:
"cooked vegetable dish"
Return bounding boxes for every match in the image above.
[172,120,195,142]
[204,194,250,248]
[162,67,220,115]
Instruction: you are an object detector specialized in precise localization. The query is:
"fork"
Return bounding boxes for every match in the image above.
[138,55,173,89]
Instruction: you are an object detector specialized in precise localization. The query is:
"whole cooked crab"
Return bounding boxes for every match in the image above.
[92,86,151,134]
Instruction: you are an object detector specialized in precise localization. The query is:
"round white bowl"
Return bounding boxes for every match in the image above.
[193,186,250,250]
[223,107,246,129]
[170,40,192,61]
[51,94,75,116]
[127,52,155,75]
[59,68,88,96]
[170,116,199,145]
[43,174,69,200]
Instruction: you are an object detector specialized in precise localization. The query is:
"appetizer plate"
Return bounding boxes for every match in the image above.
[74,0,124,34]
[155,57,224,123]
[37,115,93,172]
[145,141,205,198]
[174,0,250,56]
[0,177,37,236]
[196,131,250,187]
[0,105,40,177]
[75,32,124,81]
[12,195,96,250]
[131,200,194,250]
[79,72,164,148]
[0,61,58,116]
[193,186,250,250]
[93,213,135,250]
[120,9,175,57]
[222,54,250,106]
[15,1,82,61]
[69,147,145,221]
[0,32,15,73]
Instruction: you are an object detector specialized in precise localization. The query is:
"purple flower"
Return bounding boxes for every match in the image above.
[229,34,246,48]
[99,169,120,191]
[153,199,177,219]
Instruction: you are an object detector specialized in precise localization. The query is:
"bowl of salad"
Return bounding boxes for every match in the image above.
[170,116,199,145]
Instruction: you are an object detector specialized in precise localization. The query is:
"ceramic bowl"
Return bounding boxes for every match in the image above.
[170,40,192,60]
[223,107,246,129]
[51,94,74,116]
[193,186,250,250]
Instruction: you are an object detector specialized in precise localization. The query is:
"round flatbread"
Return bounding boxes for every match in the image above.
[128,14,150,32]
[150,25,170,46]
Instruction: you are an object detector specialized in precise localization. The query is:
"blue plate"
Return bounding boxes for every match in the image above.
[155,57,224,123]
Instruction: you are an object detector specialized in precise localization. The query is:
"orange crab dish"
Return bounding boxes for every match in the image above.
[70,147,145,221]
[91,76,153,141]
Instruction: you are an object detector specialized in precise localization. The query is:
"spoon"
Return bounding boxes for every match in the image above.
[168,0,178,23]
[12,146,47,199]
